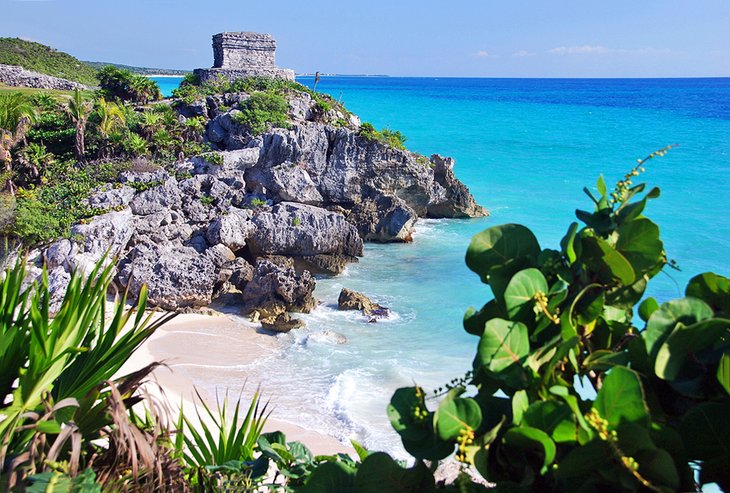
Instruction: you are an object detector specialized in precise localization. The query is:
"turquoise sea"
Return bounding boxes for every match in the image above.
[153,76,730,455]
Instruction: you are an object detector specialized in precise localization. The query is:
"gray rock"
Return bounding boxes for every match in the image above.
[119,169,170,185]
[427,154,489,218]
[119,243,219,310]
[44,239,73,270]
[129,179,181,216]
[242,259,316,317]
[47,267,71,314]
[0,64,90,91]
[297,254,357,275]
[70,208,135,274]
[246,161,323,205]
[249,202,363,258]
[226,257,255,291]
[206,208,255,252]
[205,244,236,268]
[348,195,417,243]
[87,185,136,210]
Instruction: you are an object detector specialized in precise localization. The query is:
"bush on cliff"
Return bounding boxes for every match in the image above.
[97,66,162,104]
[233,91,290,136]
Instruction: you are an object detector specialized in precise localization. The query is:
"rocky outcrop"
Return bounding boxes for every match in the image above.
[0,64,90,91]
[242,259,316,318]
[260,312,305,333]
[29,80,486,316]
[118,243,219,311]
[338,288,390,319]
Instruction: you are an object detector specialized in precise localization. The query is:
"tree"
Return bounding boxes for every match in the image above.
[93,97,125,158]
[65,88,93,161]
[0,93,38,195]
[130,74,162,105]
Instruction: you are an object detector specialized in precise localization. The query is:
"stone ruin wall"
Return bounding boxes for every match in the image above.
[213,32,277,69]
[194,32,295,83]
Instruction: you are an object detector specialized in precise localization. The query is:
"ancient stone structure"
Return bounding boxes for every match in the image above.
[194,32,295,84]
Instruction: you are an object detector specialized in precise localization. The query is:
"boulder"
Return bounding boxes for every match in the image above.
[260,312,306,333]
[297,254,358,275]
[118,243,219,311]
[246,161,323,205]
[87,185,136,210]
[338,288,390,319]
[248,202,363,258]
[427,154,489,218]
[205,208,255,252]
[347,195,417,243]
[129,178,182,216]
[226,257,255,291]
[242,259,316,317]
[70,208,135,274]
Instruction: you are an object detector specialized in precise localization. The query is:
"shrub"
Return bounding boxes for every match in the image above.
[302,147,730,492]
[233,92,290,136]
[358,123,407,150]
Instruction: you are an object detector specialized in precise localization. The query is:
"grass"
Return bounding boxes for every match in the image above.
[0,83,77,99]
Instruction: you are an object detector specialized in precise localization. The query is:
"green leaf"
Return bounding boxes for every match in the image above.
[504,268,548,320]
[638,297,659,322]
[642,297,713,362]
[654,318,730,380]
[685,272,730,316]
[718,352,730,395]
[596,175,607,198]
[615,218,663,274]
[503,426,556,472]
[387,387,453,461]
[434,392,482,440]
[354,452,436,493]
[511,390,529,425]
[464,300,503,337]
[522,400,574,438]
[560,222,579,264]
[582,350,630,371]
[593,366,648,428]
[478,319,529,374]
[466,224,541,284]
[679,401,730,461]
[555,439,612,480]
[301,461,356,493]
[634,448,679,492]
[350,439,369,461]
[581,235,635,285]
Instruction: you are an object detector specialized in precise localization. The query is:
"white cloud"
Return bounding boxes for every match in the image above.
[475,50,490,58]
[513,50,535,57]
[548,45,671,56]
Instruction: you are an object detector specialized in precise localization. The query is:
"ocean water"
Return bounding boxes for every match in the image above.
[153,77,730,455]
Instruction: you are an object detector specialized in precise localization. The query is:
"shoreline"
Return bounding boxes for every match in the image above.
[117,310,353,456]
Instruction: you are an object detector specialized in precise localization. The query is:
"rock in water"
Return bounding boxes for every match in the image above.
[338,288,390,320]
[260,312,306,333]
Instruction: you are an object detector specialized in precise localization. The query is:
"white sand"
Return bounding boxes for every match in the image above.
[117,310,352,456]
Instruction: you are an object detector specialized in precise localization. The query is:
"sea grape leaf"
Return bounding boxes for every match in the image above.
[387,388,454,460]
[555,439,612,480]
[503,426,556,472]
[560,222,579,264]
[299,462,356,493]
[654,318,730,380]
[679,401,730,461]
[634,448,679,492]
[582,350,630,371]
[434,391,482,441]
[464,300,503,337]
[638,297,659,322]
[355,452,436,493]
[466,224,541,284]
[581,235,635,285]
[522,400,573,438]
[642,297,713,362]
[593,366,648,428]
[685,272,730,316]
[478,318,529,374]
[504,268,548,320]
[511,390,528,425]
[615,217,664,274]
[718,352,730,396]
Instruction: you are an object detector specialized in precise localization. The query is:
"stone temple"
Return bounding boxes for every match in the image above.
[193,32,295,84]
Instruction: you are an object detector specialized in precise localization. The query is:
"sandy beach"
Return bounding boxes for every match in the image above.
[117,310,352,456]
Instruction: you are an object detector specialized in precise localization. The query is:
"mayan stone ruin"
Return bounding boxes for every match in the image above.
[194,32,295,84]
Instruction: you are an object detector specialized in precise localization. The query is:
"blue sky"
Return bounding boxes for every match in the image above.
[2,0,729,77]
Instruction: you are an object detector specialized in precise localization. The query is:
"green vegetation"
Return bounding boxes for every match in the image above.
[0,89,207,245]
[0,37,98,85]
[358,122,407,150]
[233,92,290,136]
[299,146,730,492]
[97,66,162,104]
[84,60,189,76]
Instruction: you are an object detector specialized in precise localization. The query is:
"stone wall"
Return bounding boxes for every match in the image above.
[213,32,278,69]
[0,64,89,91]
[195,32,295,83]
